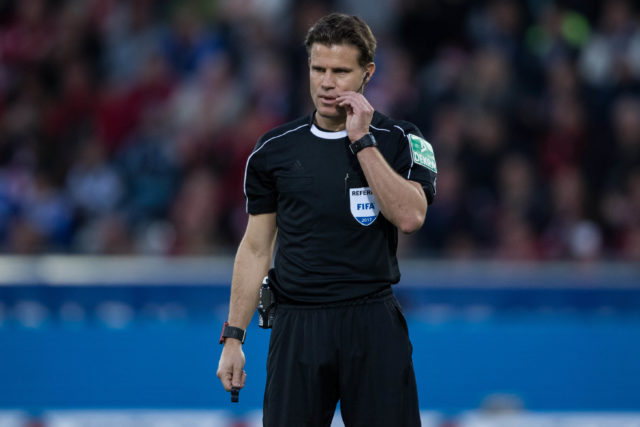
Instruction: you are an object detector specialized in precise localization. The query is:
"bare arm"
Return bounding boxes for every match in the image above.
[228,212,277,328]
[356,148,427,234]
[337,91,427,234]
[217,212,277,391]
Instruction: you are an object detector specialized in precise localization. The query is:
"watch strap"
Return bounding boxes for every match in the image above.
[219,321,246,344]
[349,133,378,155]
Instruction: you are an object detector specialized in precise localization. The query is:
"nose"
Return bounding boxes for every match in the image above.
[320,71,335,89]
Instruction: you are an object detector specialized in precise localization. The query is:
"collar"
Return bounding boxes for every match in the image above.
[308,111,348,140]
[310,124,348,139]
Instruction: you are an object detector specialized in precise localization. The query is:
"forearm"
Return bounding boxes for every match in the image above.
[227,238,274,329]
[218,213,275,390]
[357,146,427,234]
[226,213,277,329]
[336,91,427,233]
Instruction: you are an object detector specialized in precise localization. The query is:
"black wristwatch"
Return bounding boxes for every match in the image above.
[349,133,378,155]
[219,321,246,344]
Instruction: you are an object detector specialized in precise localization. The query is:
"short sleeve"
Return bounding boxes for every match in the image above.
[244,140,277,214]
[392,123,437,204]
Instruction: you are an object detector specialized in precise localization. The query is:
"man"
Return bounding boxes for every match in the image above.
[217,13,437,427]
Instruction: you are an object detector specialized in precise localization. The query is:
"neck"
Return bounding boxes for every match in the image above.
[314,111,346,132]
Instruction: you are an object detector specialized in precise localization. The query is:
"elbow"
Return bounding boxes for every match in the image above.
[396,184,429,234]
[397,211,426,235]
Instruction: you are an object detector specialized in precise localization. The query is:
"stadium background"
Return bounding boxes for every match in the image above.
[0,0,639,426]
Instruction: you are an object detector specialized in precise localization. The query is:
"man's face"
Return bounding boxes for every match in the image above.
[309,43,366,125]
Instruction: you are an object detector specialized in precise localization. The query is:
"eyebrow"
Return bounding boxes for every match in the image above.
[311,65,353,73]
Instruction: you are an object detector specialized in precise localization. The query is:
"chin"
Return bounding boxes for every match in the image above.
[316,106,343,120]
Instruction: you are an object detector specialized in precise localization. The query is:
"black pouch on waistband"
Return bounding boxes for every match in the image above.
[257,276,277,329]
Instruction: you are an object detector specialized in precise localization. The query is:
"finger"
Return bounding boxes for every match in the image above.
[219,371,233,391]
[336,94,357,105]
[338,94,369,112]
[240,371,247,387]
[337,98,354,112]
[337,90,357,97]
[338,98,359,113]
[337,91,367,103]
[336,95,351,105]
[232,364,244,388]
[341,103,354,114]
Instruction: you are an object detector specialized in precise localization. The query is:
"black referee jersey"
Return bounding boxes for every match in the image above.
[244,111,437,303]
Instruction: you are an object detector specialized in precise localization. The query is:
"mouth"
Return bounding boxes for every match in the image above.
[318,95,337,105]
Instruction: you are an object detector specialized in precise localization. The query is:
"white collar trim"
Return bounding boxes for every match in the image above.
[310,124,348,139]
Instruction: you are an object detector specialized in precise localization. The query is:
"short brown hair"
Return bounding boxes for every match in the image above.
[304,13,377,68]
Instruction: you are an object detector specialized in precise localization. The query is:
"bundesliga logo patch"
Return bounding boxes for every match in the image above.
[350,187,379,226]
[409,134,437,173]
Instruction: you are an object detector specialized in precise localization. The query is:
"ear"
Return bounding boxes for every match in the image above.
[364,63,376,82]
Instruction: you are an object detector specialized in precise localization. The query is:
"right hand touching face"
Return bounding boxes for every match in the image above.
[217,340,247,391]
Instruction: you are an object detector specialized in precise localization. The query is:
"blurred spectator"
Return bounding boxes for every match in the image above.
[335,0,398,37]
[66,135,123,216]
[539,94,587,176]
[7,217,46,254]
[0,0,54,66]
[169,168,222,255]
[415,158,469,255]
[367,45,420,121]
[540,166,594,259]
[495,210,540,260]
[467,0,525,61]
[579,0,640,88]
[100,0,163,83]
[15,170,73,252]
[623,224,640,261]
[74,213,134,254]
[43,60,97,144]
[169,52,245,150]
[116,108,179,227]
[460,47,514,113]
[526,4,590,67]
[161,5,225,78]
[609,95,640,186]
[0,0,638,260]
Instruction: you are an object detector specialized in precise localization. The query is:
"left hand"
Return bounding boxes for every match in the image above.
[337,91,374,142]
[217,340,247,392]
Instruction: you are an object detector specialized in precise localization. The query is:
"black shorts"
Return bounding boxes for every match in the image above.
[263,287,421,427]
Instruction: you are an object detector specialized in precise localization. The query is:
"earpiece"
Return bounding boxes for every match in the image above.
[358,72,370,93]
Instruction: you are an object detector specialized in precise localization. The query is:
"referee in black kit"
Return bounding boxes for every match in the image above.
[217,13,437,427]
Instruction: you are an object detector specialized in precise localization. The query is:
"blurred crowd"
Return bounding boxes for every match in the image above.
[0,0,639,260]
